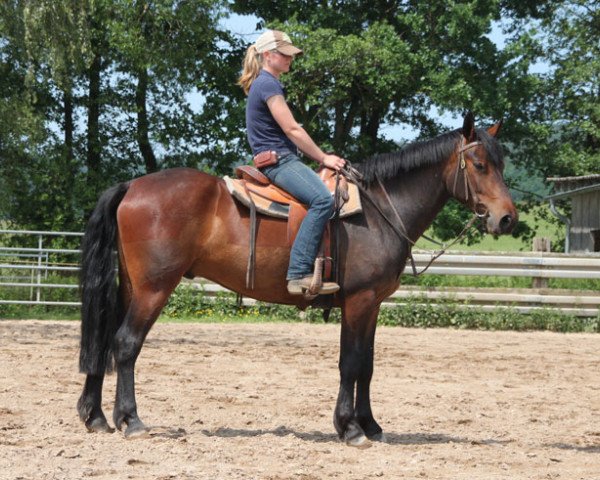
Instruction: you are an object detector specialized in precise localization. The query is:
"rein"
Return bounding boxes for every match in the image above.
[341,139,486,276]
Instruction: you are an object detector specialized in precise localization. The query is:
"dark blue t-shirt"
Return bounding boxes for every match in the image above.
[246,70,297,156]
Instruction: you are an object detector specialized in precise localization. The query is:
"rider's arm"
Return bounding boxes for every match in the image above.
[267,95,345,170]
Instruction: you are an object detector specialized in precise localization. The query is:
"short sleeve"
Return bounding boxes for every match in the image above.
[259,77,284,103]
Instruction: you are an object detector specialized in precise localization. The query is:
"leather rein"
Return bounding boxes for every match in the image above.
[341,138,487,276]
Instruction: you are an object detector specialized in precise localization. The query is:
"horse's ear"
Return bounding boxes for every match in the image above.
[462,111,476,141]
[487,119,503,137]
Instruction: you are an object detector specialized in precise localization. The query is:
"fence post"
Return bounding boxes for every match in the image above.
[36,234,43,303]
[532,237,551,288]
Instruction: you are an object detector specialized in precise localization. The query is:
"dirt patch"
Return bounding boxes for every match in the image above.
[1,320,599,479]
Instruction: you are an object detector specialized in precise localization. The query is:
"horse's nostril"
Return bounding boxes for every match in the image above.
[500,214,513,231]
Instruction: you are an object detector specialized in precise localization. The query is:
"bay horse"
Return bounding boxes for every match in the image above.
[77,112,517,446]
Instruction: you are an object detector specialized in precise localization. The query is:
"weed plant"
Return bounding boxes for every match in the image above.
[159,285,600,333]
[2,283,599,334]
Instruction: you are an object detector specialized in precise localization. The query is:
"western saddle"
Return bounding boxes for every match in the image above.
[224,165,362,297]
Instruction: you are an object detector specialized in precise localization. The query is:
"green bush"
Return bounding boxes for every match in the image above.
[162,284,307,322]
[159,285,600,333]
[376,297,600,333]
[3,282,599,334]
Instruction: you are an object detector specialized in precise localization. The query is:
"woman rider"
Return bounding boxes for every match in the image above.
[238,30,346,296]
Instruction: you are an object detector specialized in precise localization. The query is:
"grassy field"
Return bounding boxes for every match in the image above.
[415,205,564,252]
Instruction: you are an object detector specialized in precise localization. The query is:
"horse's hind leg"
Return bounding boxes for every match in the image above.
[77,292,126,434]
[77,373,114,433]
[112,287,174,437]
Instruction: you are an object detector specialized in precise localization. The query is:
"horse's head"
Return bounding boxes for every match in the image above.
[444,112,518,235]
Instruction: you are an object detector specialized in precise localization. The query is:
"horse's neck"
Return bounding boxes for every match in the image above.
[380,163,449,241]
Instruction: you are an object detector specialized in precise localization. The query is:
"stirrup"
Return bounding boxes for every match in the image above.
[287,257,339,299]
[286,277,339,298]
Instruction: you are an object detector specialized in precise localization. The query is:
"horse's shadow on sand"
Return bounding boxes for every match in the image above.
[146,426,600,454]
[196,426,509,446]
[547,443,600,454]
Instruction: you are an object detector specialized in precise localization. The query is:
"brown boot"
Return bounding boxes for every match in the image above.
[287,275,340,295]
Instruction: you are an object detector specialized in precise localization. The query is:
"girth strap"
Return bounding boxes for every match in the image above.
[242,182,257,289]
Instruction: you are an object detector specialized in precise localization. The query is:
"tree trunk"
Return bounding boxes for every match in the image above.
[333,96,358,152]
[360,108,382,156]
[86,50,102,182]
[135,67,158,173]
[63,89,73,162]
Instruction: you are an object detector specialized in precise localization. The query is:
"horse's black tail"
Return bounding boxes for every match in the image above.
[79,182,130,375]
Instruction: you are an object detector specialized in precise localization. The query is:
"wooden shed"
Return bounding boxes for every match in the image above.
[546,174,600,253]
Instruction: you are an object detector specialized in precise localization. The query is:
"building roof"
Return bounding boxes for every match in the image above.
[546,174,600,201]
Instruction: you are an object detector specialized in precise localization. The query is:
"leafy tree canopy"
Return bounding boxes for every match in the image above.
[0,0,596,249]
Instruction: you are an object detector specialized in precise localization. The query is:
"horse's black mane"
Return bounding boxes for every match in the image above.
[356,128,503,183]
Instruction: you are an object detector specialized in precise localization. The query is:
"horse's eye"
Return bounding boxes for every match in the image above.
[473,161,485,171]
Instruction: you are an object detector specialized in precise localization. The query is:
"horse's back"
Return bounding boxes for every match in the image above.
[125,167,220,206]
[119,167,224,221]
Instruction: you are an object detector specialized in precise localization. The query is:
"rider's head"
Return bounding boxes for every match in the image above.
[237,30,303,95]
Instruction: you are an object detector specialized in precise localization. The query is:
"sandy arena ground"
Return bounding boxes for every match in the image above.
[1,319,600,479]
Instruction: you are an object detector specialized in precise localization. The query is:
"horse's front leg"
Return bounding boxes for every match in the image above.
[335,292,382,446]
[354,304,384,440]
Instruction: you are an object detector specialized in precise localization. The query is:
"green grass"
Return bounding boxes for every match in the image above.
[160,286,600,333]
[415,205,564,252]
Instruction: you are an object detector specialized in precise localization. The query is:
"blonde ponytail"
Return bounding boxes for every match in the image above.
[237,45,262,95]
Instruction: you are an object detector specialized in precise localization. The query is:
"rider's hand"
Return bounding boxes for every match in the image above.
[322,154,346,171]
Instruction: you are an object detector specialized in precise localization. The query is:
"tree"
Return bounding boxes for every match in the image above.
[1,0,595,247]
[0,0,237,230]
[538,0,599,177]
[0,0,70,230]
[231,0,562,241]
[232,1,561,158]
[104,0,228,174]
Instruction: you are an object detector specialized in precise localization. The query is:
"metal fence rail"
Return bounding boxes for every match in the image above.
[386,286,600,317]
[0,229,82,306]
[187,281,600,317]
[411,251,600,278]
[1,230,599,315]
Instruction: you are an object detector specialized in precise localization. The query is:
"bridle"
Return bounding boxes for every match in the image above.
[453,138,489,218]
[341,137,489,276]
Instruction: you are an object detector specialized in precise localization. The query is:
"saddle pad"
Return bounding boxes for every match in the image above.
[223,176,362,220]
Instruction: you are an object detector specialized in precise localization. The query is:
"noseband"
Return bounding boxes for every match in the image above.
[452,139,488,218]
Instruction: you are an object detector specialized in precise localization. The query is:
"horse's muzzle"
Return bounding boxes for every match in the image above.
[487,211,517,235]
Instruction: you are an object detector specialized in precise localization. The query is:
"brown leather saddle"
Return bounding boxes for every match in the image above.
[223,165,362,290]
[224,165,361,245]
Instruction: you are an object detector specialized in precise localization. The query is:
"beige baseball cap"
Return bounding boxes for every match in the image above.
[254,30,303,56]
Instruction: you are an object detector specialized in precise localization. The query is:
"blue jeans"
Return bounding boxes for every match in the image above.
[261,153,334,280]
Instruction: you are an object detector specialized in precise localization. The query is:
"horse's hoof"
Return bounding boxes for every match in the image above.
[343,422,372,448]
[124,420,149,439]
[345,433,372,448]
[85,417,115,434]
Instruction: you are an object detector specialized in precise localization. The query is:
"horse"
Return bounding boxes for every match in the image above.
[77,112,517,446]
